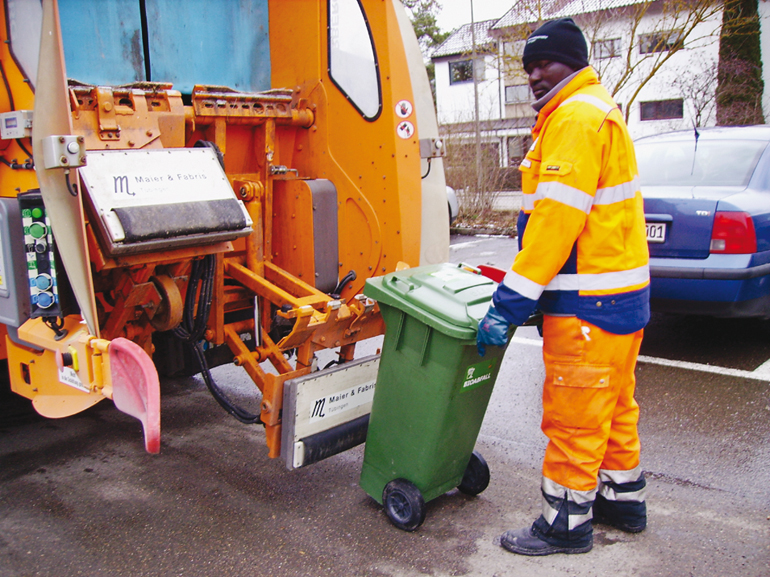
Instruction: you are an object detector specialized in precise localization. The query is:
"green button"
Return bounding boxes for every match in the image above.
[31,208,43,219]
[29,222,47,239]
[21,209,31,218]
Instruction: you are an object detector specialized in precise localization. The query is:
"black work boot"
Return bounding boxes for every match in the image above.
[500,525,593,556]
[499,477,596,556]
[593,494,647,533]
[594,469,647,533]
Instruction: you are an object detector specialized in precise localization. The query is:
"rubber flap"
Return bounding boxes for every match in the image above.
[300,414,370,467]
[109,337,161,453]
[364,263,495,340]
[114,198,247,242]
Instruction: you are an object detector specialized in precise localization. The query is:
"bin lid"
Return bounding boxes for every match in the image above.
[364,263,497,340]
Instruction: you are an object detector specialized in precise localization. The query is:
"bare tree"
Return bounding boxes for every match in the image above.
[440,107,511,221]
[672,58,718,126]
[597,0,720,123]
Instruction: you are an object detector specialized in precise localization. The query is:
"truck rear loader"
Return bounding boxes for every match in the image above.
[0,0,449,466]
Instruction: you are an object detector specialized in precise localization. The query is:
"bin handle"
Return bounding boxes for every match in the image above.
[389,276,417,293]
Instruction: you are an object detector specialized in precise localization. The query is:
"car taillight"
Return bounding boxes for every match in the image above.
[710,211,757,254]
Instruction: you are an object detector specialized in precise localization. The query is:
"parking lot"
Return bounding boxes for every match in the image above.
[1,235,769,576]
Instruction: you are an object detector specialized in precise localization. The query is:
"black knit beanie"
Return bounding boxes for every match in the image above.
[522,18,589,71]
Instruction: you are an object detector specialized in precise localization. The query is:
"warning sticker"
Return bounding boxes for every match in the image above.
[59,367,90,393]
[395,100,413,118]
[396,121,414,139]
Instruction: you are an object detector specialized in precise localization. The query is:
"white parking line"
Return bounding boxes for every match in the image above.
[510,336,770,383]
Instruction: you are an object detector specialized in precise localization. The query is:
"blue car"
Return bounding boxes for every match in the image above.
[636,125,770,318]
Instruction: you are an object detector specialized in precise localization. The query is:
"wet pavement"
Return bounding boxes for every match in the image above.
[0,235,769,576]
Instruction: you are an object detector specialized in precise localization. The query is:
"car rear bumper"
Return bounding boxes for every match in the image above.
[649,254,770,317]
[650,295,770,318]
[650,261,770,280]
[649,252,770,280]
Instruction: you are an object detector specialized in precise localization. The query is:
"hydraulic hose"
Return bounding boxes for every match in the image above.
[173,255,262,425]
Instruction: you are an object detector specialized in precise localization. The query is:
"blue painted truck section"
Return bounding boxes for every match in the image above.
[59,0,271,93]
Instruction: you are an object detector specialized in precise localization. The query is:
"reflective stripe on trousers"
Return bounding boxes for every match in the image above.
[532,476,594,547]
[598,465,647,503]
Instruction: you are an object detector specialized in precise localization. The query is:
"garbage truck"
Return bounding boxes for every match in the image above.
[0,0,450,466]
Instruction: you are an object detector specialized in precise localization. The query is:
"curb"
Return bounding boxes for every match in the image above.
[451,226,516,237]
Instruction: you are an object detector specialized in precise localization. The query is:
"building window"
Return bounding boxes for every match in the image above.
[639,31,682,54]
[449,59,474,84]
[593,38,621,59]
[507,135,533,163]
[640,99,683,121]
[505,84,530,103]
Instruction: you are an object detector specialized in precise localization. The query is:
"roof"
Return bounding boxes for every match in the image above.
[551,0,655,19]
[491,0,561,30]
[431,0,658,59]
[431,19,498,58]
[491,0,652,30]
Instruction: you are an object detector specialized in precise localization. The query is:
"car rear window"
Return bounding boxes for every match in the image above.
[636,139,768,187]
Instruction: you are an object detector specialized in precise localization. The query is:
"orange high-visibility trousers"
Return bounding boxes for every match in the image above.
[540,315,644,492]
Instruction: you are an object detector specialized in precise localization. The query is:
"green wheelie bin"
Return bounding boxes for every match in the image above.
[360,262,510,531]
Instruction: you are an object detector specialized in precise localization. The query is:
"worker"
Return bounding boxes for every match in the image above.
[476,18,650,556]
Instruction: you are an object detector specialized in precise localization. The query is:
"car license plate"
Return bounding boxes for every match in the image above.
[646,222,666,243]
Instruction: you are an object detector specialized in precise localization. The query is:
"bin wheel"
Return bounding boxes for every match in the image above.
[458,450,490,496]
[382,479,426,531]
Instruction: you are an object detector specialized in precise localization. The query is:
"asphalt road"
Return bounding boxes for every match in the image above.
[1,235,769,576]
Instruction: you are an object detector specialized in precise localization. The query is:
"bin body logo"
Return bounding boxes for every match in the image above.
[461,359,497,391]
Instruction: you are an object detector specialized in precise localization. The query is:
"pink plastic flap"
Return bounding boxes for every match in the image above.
[109,338,161,453]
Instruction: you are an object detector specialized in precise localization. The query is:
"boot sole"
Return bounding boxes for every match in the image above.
[593,516,646,534]
[500,539,593,556]
[609,524,645,533]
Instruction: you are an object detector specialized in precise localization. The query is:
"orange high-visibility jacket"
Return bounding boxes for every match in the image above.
[493,67,650,335]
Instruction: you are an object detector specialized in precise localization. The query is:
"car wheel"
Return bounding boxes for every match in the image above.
[383,479,426,531]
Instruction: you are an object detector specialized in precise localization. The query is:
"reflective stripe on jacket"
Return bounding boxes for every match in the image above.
[493,67,650,335]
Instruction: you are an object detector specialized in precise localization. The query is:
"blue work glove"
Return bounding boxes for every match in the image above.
[477,306,511,357]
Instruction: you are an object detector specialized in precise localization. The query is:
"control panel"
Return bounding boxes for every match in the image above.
[0,110,33,140]
[18,192,63,318]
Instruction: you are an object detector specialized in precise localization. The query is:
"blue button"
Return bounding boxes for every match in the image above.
[35,274,52,290]
[36,292,54,308]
